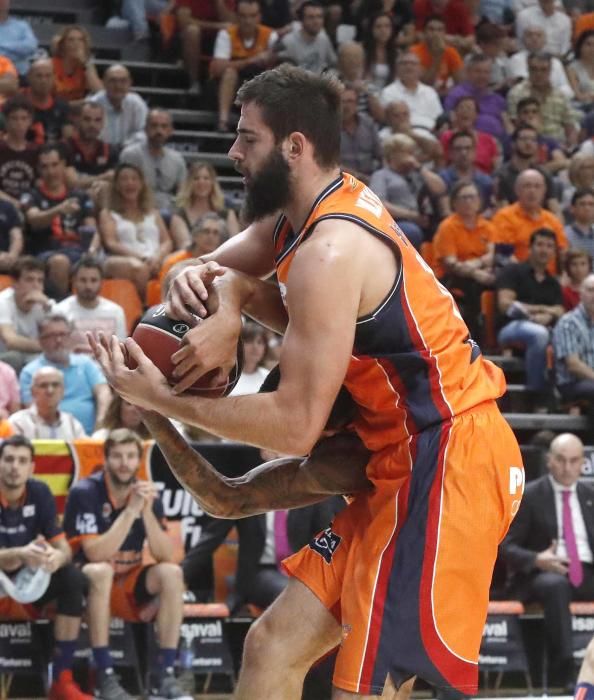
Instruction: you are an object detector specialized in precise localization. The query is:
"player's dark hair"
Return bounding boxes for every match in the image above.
[530,227,557,247]
[11,256,45,280]
[235,64,342,169]
[259,365,357,430]
[104,428,143,459]
[3,95,34,118]
[0,435,34,460]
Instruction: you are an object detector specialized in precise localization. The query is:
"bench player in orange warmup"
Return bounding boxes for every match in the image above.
[90,64,525,700]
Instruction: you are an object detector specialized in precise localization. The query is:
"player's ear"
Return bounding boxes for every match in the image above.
[285,132,306,160]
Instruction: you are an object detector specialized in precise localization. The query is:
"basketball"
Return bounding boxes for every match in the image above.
[129,304,243,397]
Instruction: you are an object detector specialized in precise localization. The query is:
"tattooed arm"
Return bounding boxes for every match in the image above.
[142,411,371,519]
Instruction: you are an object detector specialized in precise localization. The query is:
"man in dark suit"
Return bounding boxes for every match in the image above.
[501,432,594,688]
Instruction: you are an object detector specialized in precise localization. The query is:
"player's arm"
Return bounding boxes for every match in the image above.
[165,214,279,322]
[169,269,289,392]
[46,536,72,572]
[142,410,371,518]
[141,494,174,562]
[81,507,140,562]
[94,219,366,455]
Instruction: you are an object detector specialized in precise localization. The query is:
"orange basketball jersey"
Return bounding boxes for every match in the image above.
[274,173,506,458]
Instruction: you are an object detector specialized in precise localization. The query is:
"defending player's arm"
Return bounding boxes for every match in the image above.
[94,219,366,455]
[142,410,371,518]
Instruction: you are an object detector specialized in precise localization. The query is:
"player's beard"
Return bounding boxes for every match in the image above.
[242,148,292,224]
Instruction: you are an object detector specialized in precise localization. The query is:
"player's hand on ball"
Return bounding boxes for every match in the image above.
[89,332,169,409]
[165,261,226,322]
[170,311,242,394]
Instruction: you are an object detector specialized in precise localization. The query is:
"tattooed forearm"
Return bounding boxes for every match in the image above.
[142,412,371,519]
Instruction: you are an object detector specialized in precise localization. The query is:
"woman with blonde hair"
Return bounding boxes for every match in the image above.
[170,161,239,248]
[99,163,172,298]
[51,25,102,102]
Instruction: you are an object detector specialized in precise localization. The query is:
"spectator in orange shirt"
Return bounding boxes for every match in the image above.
[491,169,567,274]
[51,25,102,103]
[433,180,495,339]
[159,212,226,299]
[0,55,17,106]
[410,16,464,97]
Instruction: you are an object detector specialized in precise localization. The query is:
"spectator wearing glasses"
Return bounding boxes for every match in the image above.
[509,26,574,99]
[439,131,494,212]
[19,314,110,436]
[9,366,87,439]
[159,213,226,295]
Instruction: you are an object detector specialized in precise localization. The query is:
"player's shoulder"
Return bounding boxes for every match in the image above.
[70,471,105,497]
[27,478,54,501]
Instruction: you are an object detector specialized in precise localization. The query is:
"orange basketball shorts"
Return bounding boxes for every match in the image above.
[283,401,524,696]
[110,565,156,622]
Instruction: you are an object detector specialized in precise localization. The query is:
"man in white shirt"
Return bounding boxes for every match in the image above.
[55,256,127,355]
[509,25,573,97]
[9,366,86,439]
[516,0,571,58]
[501,433,594,691]
[0,256,53,372]
[210,0,278,132]
[380,52,443,132]
[90,64,148,149]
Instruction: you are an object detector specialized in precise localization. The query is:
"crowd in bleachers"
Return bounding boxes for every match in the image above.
[0,0,591,419]
[0,0,593,696]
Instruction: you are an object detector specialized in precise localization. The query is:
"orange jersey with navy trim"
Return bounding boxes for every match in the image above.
[274,173,506,453]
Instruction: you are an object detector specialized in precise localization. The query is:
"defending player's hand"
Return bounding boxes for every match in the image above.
[170,310,242,395]
[165,261,226,322]
[88,332,170,410]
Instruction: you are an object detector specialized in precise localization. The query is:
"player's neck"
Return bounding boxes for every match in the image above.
[105,472,132,504]
[0,485,25,508]
[283,167,341,233]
